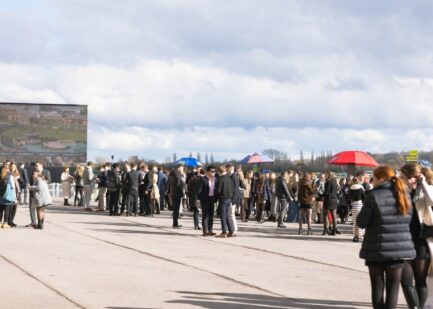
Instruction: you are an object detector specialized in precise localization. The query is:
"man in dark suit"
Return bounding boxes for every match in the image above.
[107,163,121,216]
[124,162,139,216]
[216,165,235,238]
[18,162,29,205]
[227,164,241,234]
[198,166,217,236]
[138,163,148,215]
[157,167,167,210]
[168,164,185,228]
[188,169,203,230]
[143,166,155,216]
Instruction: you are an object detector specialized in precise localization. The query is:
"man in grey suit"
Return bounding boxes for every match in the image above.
[82,161,94,211]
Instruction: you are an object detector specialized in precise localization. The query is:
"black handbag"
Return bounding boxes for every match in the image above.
[420,223,433,239]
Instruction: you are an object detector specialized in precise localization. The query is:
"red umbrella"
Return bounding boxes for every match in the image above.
[328,151,379,167]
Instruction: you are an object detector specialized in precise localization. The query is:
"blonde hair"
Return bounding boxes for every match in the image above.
[75,165,84,176]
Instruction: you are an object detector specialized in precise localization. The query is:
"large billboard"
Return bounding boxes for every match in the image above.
[0,103,87,166]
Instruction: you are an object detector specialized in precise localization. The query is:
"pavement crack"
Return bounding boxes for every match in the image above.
[116,217,367,274]
[49,222,295,301]
[0,253,86,309]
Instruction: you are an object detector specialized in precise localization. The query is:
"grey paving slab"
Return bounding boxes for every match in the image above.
[0,201,428,308]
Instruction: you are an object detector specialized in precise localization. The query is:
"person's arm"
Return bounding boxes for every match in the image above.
[282,181,293,201]
[357,194,375,228]
[420,178,433,205]
[45,170,51,184]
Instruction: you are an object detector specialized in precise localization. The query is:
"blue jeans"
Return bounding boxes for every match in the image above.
[287,201,299,223]
[219,198,232,233]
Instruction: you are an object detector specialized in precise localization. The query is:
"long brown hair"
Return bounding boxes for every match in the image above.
[374,165,411,215]
[0,165,9,181]
[401,163,421,179]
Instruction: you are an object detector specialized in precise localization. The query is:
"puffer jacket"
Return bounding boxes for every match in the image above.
[357,181,416,262]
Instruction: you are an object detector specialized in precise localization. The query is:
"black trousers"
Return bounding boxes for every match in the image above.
[368,263,403,309]
[172,195,182,227]
[159,191,166,210]
[139,185,146,214]
[190,194,200,228]
[75,186,83,206]
[201,196,215,233]
[144,192,152,215]
[109,190,120,215]
[0,204,11,223]
[8,204,17,224]
[127,190,139,215]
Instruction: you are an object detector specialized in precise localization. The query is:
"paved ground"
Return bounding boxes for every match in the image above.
[1,199,431,308]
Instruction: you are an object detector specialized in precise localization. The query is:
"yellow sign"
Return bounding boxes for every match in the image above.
[406,149,418,162]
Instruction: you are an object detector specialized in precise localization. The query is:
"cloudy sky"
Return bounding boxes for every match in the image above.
[1,0,433,162]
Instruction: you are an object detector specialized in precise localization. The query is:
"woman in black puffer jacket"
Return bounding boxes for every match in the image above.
[357,165,415,309]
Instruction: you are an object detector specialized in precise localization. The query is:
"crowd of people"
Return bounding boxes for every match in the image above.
[0,160,52,230]
[1,158,432,308]
[57,162,374,238]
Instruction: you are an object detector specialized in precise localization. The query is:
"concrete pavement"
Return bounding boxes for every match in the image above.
[1,200,430,308]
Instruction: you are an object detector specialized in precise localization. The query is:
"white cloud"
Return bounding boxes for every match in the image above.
[1,1,433,161]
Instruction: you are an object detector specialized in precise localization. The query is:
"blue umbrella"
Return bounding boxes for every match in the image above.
[175,157,203,167]
[420,160,432,168]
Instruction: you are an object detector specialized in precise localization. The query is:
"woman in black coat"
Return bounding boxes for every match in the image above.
[322,172,339,235]
[357,165,415,309]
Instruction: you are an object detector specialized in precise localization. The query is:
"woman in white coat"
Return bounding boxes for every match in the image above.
[61,167,74,206]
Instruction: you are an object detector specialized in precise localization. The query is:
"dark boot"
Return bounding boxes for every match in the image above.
[64,199,67,206]
[65,199,70,206]
[37,218,44,230]
[402,285,420,309]
[307,227,312,235]
[417,286,427,309]
[298,226,302,235]
[322,228,327,235]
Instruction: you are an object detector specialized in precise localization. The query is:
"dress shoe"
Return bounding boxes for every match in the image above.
[277,224,286,228]
[216,233,228,238]
[227,232,237,238]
